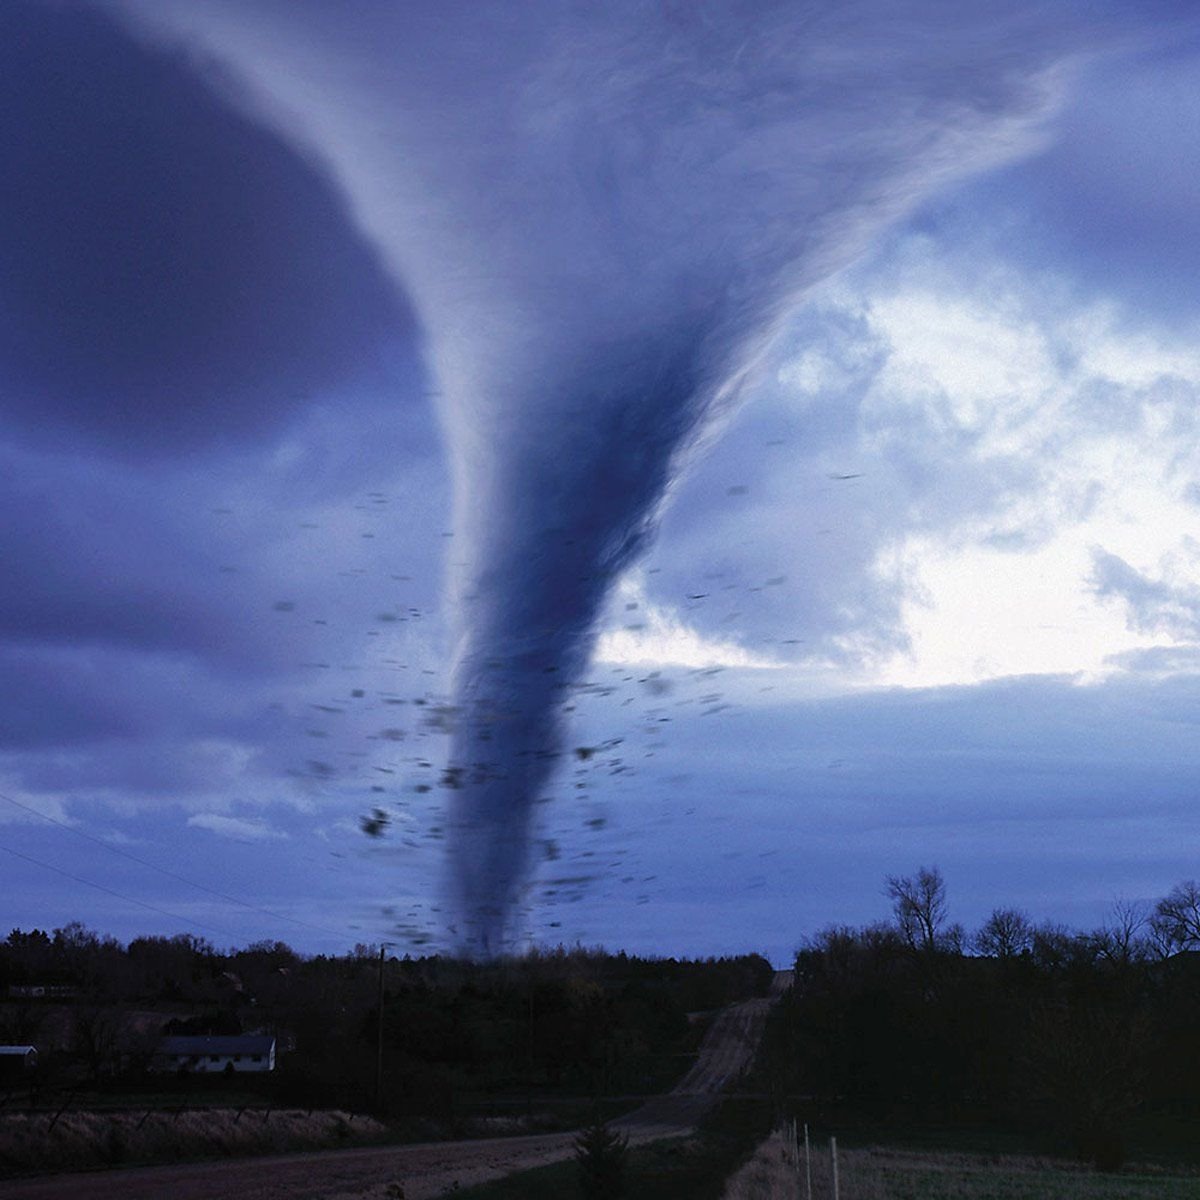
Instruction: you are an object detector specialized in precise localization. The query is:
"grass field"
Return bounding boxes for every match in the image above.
[453,1128,1200,1200]
[724,1133,1200,1199]
[848,1153,1200,1199]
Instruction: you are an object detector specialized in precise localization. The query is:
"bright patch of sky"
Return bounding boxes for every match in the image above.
[596,576,780,671]
[858,251,1200,686]
[187,813,289,842]
[620,232,1200,694]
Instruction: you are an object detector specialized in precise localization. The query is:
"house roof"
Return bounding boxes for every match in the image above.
[158,1035,275,1057]
[0,1045,37,1055]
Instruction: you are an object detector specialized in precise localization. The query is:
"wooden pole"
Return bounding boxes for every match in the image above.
[804,1122,812,1200]
[830,1135,839,1200]
[375,944,386,1111]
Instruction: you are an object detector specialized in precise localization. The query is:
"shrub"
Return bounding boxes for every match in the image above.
[574,1118,629,1199]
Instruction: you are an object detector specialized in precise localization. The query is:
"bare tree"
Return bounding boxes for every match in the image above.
[1092,898,1151,967]
[1151,880,1200,954]
[886,866,949,953]
[974,907,1035,960]
[73,1006,121,1082]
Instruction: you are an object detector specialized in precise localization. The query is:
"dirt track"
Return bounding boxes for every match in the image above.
[0,972,793,1200]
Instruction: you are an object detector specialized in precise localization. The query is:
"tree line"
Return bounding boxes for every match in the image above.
[0,926,772,1123]
[763,868,1200,1172]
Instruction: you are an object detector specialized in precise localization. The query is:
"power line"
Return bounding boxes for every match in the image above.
[0,841,247,944]
[0,790,354,944]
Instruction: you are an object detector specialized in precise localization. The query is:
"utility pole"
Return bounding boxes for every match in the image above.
[804,1122,812,1200]
[375,944,387,1112]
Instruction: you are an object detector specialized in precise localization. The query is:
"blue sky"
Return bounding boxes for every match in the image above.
[3,2,1200,963]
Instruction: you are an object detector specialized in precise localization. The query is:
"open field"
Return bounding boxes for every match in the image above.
[719,1131,1200,1200]
[450,1129,1200,1200]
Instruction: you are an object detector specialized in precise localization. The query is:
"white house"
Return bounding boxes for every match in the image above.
[0,1046,38,1079]
[155,1034,276,1073]
[7,984,77,999]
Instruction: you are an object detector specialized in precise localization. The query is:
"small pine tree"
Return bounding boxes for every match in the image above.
[574,1118,629,1199]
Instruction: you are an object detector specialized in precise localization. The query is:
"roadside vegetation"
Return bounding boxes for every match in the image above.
[0,1107,387,1177]
[453,1099,773,1200]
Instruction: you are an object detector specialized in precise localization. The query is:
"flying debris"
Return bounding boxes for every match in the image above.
[360,808,390,838]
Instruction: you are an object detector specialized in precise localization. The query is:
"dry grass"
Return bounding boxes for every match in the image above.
[0,1106,387,1177]
[722,1129,801,1199]
[722,1132,1200,1200]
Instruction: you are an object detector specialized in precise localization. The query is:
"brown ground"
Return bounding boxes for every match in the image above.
[0,971,792,1200]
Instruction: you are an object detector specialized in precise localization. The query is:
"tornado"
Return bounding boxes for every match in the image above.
[114,0,1167,953]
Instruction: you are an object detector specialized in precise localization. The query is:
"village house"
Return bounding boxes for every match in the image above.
[7,984,78,1000]
[154,1034,276,1074]
[0,1046,38,1081]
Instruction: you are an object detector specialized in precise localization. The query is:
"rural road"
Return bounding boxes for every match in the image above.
[0,971,793,1200]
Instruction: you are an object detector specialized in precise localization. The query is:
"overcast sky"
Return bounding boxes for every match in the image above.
[3,1,1200,963]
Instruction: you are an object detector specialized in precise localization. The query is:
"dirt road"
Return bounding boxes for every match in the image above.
[0,972,793,1200]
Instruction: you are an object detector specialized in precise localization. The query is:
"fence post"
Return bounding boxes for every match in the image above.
[830,1135,839,1200]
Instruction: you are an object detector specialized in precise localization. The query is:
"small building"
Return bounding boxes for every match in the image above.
[7,984,77,1000]
[0,1046,38,1080]
[154,1034,276,1074]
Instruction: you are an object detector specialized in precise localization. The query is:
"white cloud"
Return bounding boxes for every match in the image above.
[872,536,1159,688]
[0,783,72,827]
[854,266,1200,687]
[660,236,1200,692]
[1091,543,1200,641]
[595,576,779,670]
[186,813,288,842]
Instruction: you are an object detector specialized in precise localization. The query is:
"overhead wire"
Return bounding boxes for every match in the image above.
[0,789,356,945]
[0,842,248,944]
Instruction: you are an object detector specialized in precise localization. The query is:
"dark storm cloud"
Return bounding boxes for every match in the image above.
[0,0,442,824]
[0,460,238,661]
[0,644,138,749]
[0,425,446,668]
[0,1,418,455]
[0,436,451,803]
